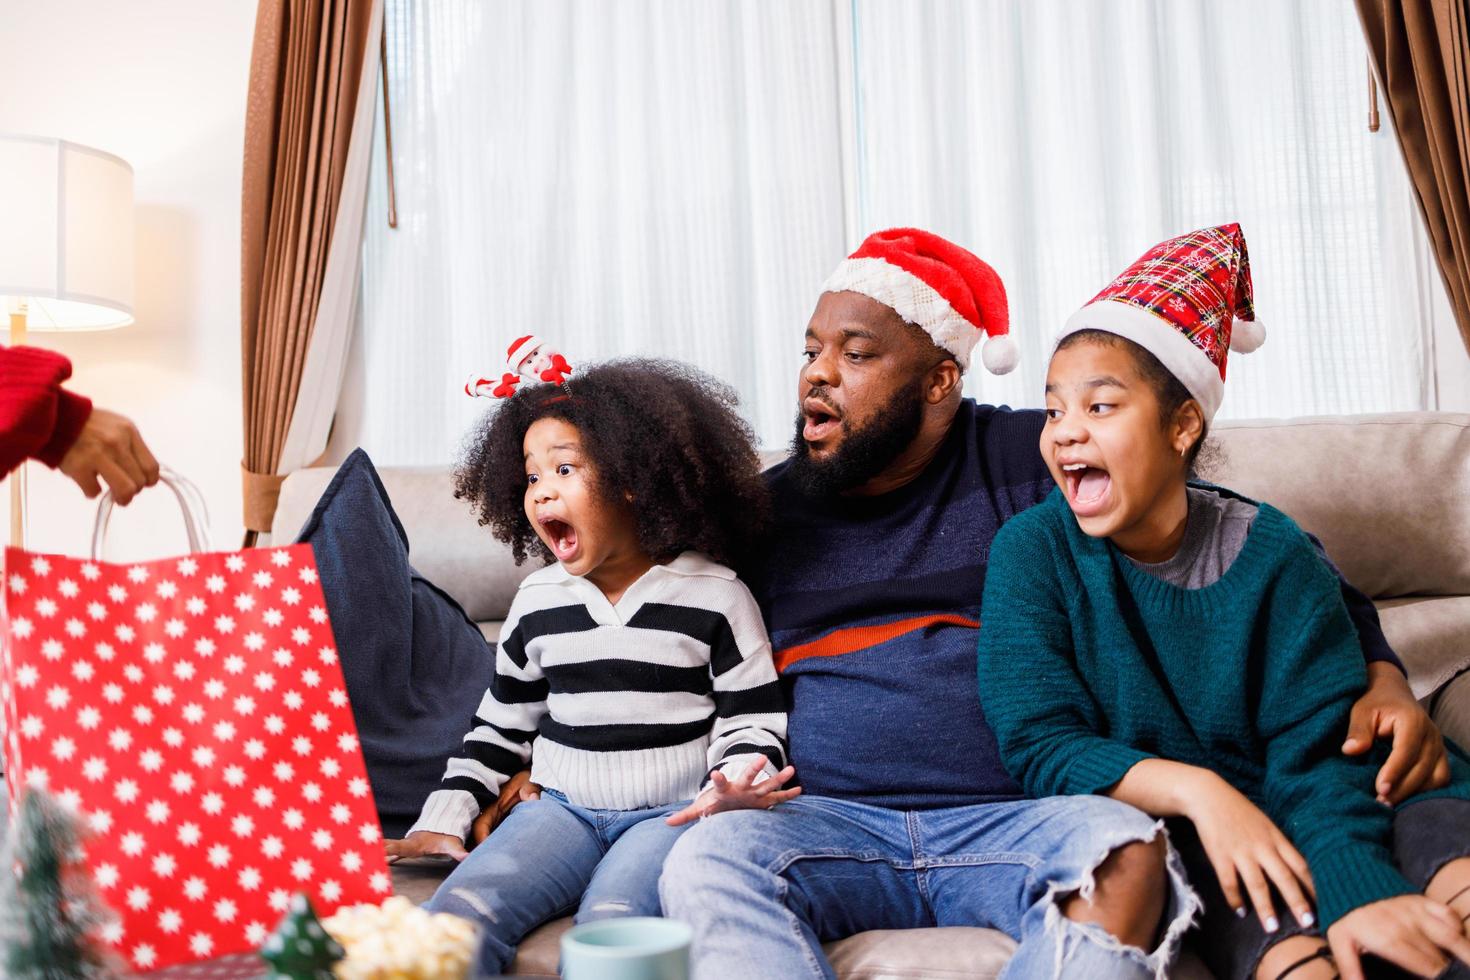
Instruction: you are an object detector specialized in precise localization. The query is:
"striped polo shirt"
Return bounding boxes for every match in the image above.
[410,551,788,839]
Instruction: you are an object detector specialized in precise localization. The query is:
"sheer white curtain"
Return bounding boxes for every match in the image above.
[333,0,845,463]
[336,0,1455,466]
[845,0,1448,419]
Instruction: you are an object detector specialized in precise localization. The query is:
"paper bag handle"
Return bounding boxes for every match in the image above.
[91,466,213,560]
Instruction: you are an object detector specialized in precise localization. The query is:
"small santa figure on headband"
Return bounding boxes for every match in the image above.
[465,335,575,399]
[506,335,573,385]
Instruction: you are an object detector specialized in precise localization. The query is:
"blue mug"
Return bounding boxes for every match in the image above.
[559,917,692,980]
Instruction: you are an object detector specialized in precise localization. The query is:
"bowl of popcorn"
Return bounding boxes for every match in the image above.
[322,896,479,979]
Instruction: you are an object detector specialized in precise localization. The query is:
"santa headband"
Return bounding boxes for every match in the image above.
[465,336,575,400]
[821,228,1017,374]
[1057,223,1263,421]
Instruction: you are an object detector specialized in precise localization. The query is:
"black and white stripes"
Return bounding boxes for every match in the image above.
[410,553,788,839]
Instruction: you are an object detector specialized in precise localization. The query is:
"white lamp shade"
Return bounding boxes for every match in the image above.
[0,135,135,331]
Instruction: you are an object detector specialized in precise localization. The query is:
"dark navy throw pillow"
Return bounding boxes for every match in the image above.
[296,449,496,838]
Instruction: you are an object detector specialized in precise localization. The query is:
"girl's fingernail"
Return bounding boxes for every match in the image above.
[1300,911,1315,927]
[1265,916,1279,933]
[1235,906,1247,919]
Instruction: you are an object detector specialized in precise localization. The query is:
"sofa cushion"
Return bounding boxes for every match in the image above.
[276,463,538,623]
[1210,413,1470,599]
[1431,669,1470,752]
[1375,595,1470,699]
[297,449,497,838]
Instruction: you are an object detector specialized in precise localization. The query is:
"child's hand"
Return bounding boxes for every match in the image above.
[1186,773,1316,932]
[1327,895,1470,980]
[472,774,542,845]
[384,831,468,864]
[665,757,801,827]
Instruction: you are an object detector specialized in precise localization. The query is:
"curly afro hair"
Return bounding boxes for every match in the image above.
[455,359,773,571]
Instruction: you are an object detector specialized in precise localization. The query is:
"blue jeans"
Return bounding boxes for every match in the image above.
[659,794,1199,980]
[424,790,691,975]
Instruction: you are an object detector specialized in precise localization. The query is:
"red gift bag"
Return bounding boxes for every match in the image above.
[1,470,391,973]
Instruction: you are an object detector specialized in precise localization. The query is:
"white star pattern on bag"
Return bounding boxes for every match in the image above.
[1,542,388,972]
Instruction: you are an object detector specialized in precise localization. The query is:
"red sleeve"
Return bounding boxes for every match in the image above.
[0,346,94,476]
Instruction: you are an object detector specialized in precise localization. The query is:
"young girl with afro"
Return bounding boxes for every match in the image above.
[978,226,1470,980]
[385,358,796,975]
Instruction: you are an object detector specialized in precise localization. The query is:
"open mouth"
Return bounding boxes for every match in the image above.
[802,399,842,442]
[1061,462,1112,518]
[538,516,581,563]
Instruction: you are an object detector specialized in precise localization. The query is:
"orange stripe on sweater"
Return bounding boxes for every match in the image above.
[773,613,981,673]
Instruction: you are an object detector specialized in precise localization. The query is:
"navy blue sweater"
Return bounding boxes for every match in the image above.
[749,400,1402,810]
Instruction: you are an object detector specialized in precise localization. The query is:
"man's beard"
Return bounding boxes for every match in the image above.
[787,380,926,498]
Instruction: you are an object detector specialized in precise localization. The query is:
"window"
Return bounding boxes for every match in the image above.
[337,0,1450,465]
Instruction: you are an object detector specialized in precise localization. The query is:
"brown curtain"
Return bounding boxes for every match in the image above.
[1356,0,1470,356]
[241,0,375,543]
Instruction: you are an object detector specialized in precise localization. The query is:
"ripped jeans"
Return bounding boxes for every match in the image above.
[659,794,1199,980]
[424,789,691,975]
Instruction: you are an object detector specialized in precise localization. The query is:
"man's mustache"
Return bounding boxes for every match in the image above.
[802,388,843,419]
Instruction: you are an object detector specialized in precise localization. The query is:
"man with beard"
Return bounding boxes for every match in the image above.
[657,228,1449,978]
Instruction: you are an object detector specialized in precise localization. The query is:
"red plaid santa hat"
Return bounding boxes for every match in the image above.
[1057,223,1264,421]
[821,228,1017,374]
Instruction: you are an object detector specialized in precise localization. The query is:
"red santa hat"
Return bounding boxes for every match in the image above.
[505,335,544,370]
[821,228,1016,374]
[1057,223,1264,421]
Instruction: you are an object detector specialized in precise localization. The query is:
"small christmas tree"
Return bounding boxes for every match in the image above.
[260,893,345,980]
[0,788,116,979]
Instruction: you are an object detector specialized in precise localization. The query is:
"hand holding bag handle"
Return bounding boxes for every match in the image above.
[90,465,213,560]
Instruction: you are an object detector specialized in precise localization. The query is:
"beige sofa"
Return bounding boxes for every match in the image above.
[268,411,1470,979]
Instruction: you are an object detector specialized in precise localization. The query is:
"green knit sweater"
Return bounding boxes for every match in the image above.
[977,486,1470,928]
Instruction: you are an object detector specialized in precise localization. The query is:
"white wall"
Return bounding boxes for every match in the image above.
[0,1,257,560]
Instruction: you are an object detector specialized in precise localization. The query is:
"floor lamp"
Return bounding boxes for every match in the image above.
[0,135,135,548]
